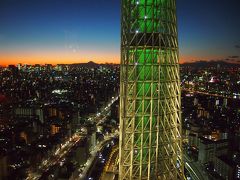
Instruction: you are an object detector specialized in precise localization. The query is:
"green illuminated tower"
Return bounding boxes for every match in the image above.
[119,0,183,179]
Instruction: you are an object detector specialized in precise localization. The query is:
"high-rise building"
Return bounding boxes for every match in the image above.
[119,0,183,179]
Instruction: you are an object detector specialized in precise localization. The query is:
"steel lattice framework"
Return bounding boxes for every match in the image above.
[119,0,183,179]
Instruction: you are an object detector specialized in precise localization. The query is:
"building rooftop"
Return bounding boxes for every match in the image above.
[217,154,240,167]
[199,136,228,145]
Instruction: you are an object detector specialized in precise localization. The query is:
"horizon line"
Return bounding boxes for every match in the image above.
[1,59,239,67]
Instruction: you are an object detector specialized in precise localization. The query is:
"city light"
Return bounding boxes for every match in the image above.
[0,0,239,180]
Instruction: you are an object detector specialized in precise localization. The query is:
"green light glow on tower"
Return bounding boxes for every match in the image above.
[119,0,183,179]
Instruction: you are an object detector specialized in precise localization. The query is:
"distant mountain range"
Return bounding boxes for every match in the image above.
[69,61,99,67]
[181,60,240,68]
[69,60,240,69]
[2,60,237,69]
[69,61,118,68]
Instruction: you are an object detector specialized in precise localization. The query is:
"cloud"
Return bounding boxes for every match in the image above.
[231,59,240,62]
[222,58,240,63]
[224,55,240,63]
[235,45,240,49]
[228,56,239,59]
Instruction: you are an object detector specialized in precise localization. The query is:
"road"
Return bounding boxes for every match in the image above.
[182,88,238,99]
[26,133,83,180]
[184,152,209,180]
[92,96,119,126]
[26,95,119,180]
[102,173,116,180]
[70,132,119,180]
[70,95,119,180]
[100,147,119,180]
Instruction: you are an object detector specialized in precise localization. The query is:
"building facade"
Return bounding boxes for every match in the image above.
[214,155,234,180]
[119,0,183,179]
[198,137,228,164]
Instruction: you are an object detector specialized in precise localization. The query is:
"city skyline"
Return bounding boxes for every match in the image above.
[1,1,240,179]
[0,0,240,66]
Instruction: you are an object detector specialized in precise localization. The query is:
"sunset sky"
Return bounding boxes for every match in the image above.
[0,0,240,66]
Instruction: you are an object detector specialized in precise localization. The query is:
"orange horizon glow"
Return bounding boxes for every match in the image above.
[179,55,226,64]
[0,50,121,66]
[0,51,224,67]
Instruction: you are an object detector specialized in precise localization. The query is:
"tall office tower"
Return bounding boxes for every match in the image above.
[119,0,183,179]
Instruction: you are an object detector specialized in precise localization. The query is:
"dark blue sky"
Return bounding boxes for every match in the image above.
[0,0,240,65]
[177,0,240,62]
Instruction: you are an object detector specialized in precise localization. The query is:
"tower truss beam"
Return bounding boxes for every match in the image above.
[119,0,183,179]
